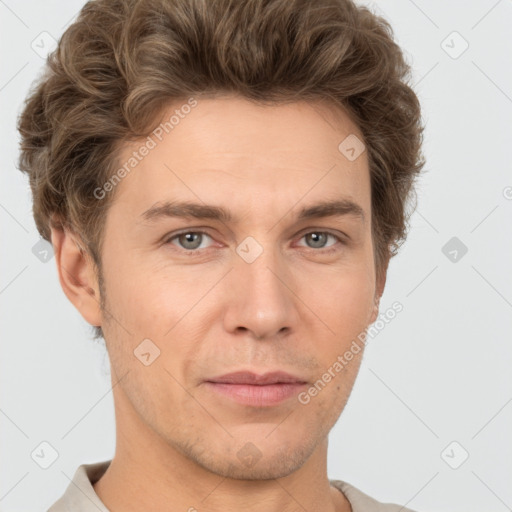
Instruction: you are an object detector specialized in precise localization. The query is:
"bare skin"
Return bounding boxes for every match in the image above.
[51,95,388,512]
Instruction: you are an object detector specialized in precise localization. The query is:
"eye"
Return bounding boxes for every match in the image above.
[165,231,214,251]
[297,231,344,252]
[163,229,346,255]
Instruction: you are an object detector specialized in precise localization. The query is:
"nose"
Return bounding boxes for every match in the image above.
[222,242,300,341]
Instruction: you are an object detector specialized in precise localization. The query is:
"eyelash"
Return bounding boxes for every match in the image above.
[163,229,347,256]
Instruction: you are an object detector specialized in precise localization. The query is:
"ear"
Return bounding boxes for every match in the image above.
[369,257,389,325]
[50,226,102,328]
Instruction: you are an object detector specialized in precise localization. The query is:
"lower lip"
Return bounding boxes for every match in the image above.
[204,382,307,406]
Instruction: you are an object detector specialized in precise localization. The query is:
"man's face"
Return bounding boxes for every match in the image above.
[96,96,383,479]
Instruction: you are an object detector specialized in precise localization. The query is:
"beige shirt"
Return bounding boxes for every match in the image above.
[47,460,418,512]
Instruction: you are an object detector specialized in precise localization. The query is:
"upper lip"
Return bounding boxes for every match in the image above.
[206,371,307,385]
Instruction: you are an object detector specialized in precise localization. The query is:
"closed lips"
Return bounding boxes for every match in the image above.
[206,371,307,385]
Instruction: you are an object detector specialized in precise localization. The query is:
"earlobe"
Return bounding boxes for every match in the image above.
[50,226,102,328]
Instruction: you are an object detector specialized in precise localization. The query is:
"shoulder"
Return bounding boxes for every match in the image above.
[330,478,419,512]
[47,460,111,512]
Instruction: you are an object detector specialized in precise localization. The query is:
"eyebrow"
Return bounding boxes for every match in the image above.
[140,198,365,225]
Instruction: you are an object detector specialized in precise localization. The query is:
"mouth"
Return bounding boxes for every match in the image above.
[204,370,308,407]
[206,370,307,385]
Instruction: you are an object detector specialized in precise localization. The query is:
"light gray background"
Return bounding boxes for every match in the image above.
[1,1,511,511]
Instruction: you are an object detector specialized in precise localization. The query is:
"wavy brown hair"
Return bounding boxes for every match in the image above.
[17,0,426,340]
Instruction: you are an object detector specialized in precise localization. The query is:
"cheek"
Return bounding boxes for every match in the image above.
[300,265,375,332]
[102,251,189,326]
[101,260,216,378]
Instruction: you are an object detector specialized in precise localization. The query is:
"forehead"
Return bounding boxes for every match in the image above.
[110,96,370,221]
[153,95,365,155]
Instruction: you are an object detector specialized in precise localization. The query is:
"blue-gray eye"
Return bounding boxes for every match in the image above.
[173,232,211,250]
[165,230,343,253]
[304,232,329,248]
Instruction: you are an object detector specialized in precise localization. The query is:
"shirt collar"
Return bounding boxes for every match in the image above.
[48,459,410,512]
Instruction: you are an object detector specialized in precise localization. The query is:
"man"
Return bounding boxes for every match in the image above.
[17,0,425,510]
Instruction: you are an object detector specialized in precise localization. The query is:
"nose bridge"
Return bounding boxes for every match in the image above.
[237,233,288,302]
[225,233,297,338]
